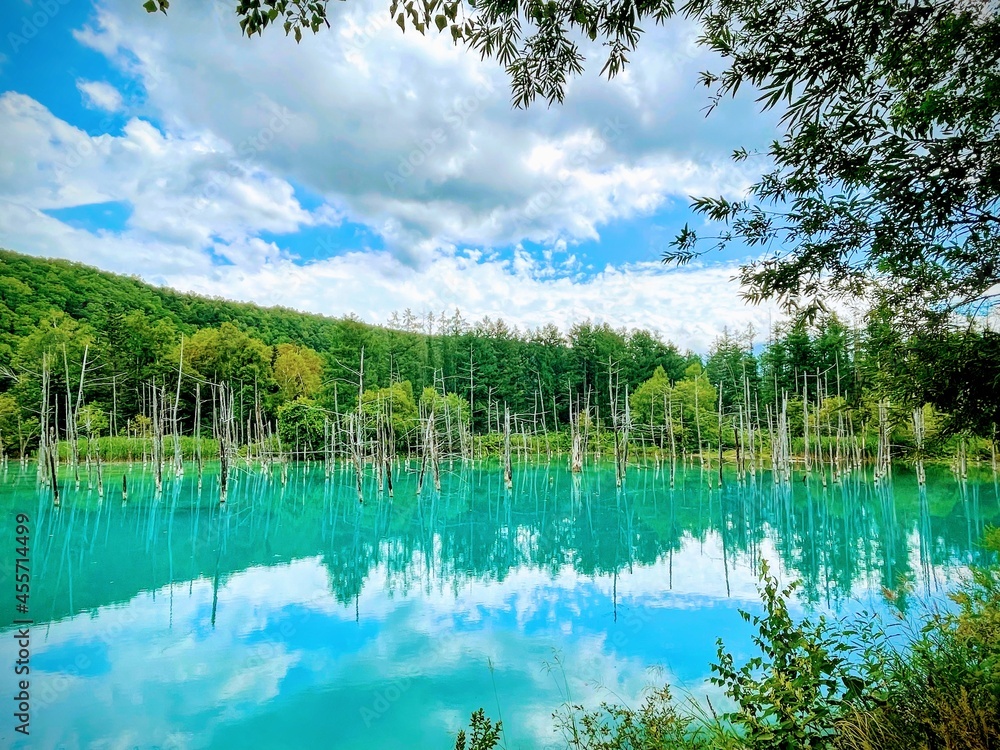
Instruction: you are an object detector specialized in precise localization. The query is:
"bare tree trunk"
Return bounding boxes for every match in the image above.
[63,343,89,488]
[173,335,185,476]
[353,348,365,502]
[38,354,51,486]
[717,384,724,487]
[195,382,203,489]
[96,426,104,498]
[569,387,583,473]
[152,381,163,494]
[48,426,60,505]
[217,382,234,503]
[803,371,811,474]
[875,399,891,482]
[913,406,926,486]
[503,404,513,489]
[667,389,676,488]
[694,373,704,468]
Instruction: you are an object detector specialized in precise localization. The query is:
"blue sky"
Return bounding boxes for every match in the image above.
[0,0,785,351]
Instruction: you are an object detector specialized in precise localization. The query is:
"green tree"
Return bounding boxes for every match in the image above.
[276,397,326,453]
[419,386,470,421]
[623,329,688,391]
[671,362,719,450]
[76,403,110,436]
[184,323,276,426]
[361,380,420,446]
[273,343,324,402]
[568,321,628,418]
[761,320,815,407]
[0,393,33,458]
[13,310,94,374]
[185,323,273,384]
[0,274,36,358]
[705,329,760,412]
[630,365,672,429]
[99,310,180,419]
[10,312,95,435]
[666,0,1000,324]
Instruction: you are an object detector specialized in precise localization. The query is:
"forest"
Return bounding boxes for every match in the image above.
[1,247,997,482]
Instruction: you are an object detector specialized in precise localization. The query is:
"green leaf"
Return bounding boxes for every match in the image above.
[142,0,157,12]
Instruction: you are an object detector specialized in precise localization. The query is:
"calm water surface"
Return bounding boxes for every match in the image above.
[1,461,997,749]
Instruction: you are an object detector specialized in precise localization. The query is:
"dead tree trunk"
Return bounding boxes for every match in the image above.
[195,382,203,489]
[173,335,185,476]
[503,404,513,489]
[152,381,163,495]
[48,426,60,505]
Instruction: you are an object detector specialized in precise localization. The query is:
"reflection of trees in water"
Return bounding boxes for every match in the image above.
[6,460,999,625]
[737,466,999,611]
[313,463,1000,611]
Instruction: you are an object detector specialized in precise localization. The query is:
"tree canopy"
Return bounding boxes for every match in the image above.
[2,250,996,458]
[668,0,1000,323]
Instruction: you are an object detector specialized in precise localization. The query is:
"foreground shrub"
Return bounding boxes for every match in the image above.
[835,527,1000,750]
[452,529,1000,750]
[555,685,720,750]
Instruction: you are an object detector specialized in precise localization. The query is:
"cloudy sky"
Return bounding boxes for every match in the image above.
[0,0,786,351]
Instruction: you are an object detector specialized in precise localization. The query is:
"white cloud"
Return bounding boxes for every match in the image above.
[66,0,774,254]
[162,249,781,351]
[76,79,124,112]
[0,89,780,350]
[0,188,784,350]
[0,92,328,256]
[0,200,207,279]
[0,538,777,750]
[0,0,789,351]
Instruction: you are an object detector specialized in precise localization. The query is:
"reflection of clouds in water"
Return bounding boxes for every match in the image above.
[353,530,814,634]
[218,650,299,704]
[5,542,754,750]
[2,461,988,750]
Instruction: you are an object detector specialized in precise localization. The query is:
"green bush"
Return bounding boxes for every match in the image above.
[452,530,1000,750]
[710,560,863,750]
[835,527,1000,750]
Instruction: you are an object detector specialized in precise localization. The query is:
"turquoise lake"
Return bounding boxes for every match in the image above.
[1,461,998,749]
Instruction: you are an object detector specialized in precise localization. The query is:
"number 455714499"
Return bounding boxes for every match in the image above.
[15,512,29,611]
